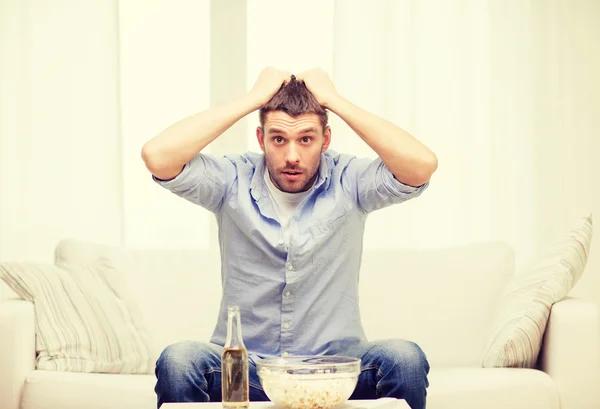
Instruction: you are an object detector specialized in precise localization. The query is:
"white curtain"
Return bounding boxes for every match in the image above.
[0,0,213,263]
[1,0,599,297]
[0,0,124,262]
[326,0,600,299]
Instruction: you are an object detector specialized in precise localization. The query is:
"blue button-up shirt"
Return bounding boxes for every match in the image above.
[154,150,428,358]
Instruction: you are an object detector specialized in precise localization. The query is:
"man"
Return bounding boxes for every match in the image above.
[142,67,438,409]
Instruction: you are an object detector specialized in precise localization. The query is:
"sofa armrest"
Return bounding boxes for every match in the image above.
[539,297,600,409]
[0,300,36,409]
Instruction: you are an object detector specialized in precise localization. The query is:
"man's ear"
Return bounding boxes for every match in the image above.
[322,126,332,153]
[257,127,266,152]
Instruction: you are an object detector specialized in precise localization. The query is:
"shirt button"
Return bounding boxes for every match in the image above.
[283,322,290,329]
[279,239,284,245]
[285,291,291,297]
[287,265,293,271]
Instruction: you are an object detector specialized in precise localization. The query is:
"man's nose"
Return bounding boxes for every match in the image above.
[285,144,300,164]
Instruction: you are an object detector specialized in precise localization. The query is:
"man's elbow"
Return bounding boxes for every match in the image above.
[141,142,183,181]
[424,152,438,179]
[403,154,438,187]
[141,142,161,173]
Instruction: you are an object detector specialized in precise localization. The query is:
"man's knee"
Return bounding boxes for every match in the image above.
[156,341,220,378]
[374,339,430,376]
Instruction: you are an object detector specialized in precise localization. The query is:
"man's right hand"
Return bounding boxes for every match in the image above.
[247,67,292,109]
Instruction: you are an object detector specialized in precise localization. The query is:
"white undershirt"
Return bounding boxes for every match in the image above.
[264,168,310,249]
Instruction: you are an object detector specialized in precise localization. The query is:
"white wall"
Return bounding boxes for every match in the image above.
[118,0,212,250]
[1,0,599,302]
[245,0,335,152]
[0,0,122,263]
[530,0,600,300]
[0,0,213,261]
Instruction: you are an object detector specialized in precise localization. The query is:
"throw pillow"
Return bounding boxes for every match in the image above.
[481,213,593,368]
[0,258,155,374]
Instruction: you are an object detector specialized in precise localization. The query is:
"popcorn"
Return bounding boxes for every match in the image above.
[259,367,358,409]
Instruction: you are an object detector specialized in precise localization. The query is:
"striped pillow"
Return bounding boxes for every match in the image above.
[482,213,593,368]
[0,258,154,374]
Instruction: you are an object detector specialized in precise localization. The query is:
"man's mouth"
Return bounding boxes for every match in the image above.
[282,170,303,181]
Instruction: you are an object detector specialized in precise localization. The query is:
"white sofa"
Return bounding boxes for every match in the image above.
[1,239,599,409]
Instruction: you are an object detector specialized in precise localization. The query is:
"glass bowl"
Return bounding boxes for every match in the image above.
[256,355,361,409]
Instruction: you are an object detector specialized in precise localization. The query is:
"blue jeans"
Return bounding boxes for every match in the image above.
[155,339,429,409]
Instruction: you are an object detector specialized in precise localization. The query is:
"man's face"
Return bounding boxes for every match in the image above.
[257,111,331,193]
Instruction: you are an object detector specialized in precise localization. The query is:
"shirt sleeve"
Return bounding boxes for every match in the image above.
[152,152,237,213]
[342,156,429,213]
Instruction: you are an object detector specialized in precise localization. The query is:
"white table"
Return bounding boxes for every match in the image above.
[162,398,410,409]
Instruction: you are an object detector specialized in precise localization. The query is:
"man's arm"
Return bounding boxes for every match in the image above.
[297,69,438,187]
[142,67,292,181]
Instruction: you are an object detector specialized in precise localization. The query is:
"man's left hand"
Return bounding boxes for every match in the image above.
[296,68,340,108]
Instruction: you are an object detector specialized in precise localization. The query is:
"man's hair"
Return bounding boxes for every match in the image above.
[259,76,328,130]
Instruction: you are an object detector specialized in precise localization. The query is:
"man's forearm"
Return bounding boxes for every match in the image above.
[142,94,260,180]
[327,95,438,187]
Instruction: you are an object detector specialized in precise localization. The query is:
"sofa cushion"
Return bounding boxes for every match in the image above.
[55,239,222,360]
[0,259,154,374]
[20,370,156,409]
[427,367,559,409]
[359,241,515,367]
[19,367,558,409]
[482,213,593,368]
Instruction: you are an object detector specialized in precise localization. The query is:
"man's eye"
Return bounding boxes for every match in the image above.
[274,136,284,143]
[302,137,311,143]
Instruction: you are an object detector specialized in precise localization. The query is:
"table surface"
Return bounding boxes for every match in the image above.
[162,398,410,409]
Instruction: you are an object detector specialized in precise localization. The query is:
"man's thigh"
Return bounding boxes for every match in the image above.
[336,339,429,399]
[158,341,268,401]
